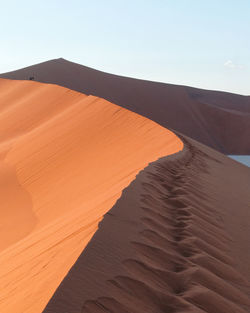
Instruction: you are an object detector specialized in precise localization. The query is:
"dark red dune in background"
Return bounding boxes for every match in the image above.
[1,58,250,154]
[43,136,250,313]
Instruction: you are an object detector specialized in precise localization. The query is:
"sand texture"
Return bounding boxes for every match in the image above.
[0,78,182,313]
[43,136,250,313]
[1,58,250,154]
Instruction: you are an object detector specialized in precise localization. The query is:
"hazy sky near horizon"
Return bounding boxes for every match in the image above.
[0,0,249,95]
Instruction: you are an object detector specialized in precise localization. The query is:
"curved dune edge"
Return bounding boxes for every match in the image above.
[43,137,250,313]
[0,78,183,313]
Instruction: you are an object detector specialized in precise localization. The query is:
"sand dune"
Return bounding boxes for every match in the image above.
[43,136,250,313]
[1,58,250,154]
[0,78,182,313]
[1,71,249,313]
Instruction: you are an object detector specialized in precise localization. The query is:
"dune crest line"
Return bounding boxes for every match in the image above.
[44,138,250,313]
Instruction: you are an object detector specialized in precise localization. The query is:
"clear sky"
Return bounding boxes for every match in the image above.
[0,0,249,95]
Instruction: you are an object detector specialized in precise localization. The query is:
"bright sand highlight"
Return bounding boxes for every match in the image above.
[0,78,183,313]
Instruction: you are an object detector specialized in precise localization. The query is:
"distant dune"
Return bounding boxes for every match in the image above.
[1,58,250,154]
[0,78,182,313]
[44,136,250,313]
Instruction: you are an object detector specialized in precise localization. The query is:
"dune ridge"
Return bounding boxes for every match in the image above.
[43,137,250,313]
[1,58,250,154]
[0,78,182,313]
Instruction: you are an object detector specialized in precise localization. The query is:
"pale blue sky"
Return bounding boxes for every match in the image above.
[0,0,249,94]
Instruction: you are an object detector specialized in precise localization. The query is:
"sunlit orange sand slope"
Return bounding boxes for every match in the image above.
[0,78,183,313]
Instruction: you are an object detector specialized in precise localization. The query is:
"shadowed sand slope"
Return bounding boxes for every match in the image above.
[0,78,182,313]
[1,58,250,154]
[43,137,250,313]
